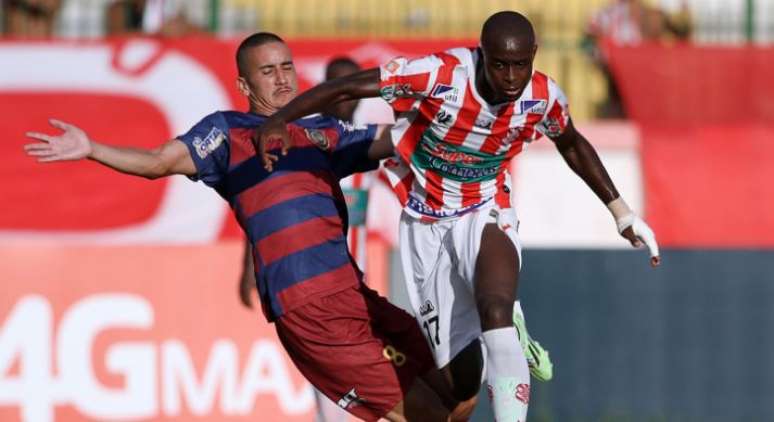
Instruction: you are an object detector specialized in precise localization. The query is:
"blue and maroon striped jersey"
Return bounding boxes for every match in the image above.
[178,111,378,321]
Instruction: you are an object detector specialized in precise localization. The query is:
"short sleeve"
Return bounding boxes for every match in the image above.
[330,119,379,179]
[535,78,572,139]
[379,54,443,107]
[177,112,230,187]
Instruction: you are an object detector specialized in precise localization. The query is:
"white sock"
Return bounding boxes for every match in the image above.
[482,327,530,422]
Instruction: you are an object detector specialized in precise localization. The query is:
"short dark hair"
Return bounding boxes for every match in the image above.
[236,32,285,76]
[325,56,360,80]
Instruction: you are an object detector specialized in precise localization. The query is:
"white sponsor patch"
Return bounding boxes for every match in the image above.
[192,127,226,159]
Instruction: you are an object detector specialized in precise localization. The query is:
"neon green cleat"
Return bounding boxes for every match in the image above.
[513,308,553,382]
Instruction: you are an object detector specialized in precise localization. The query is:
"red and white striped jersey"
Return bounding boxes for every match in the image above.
[379,47,571,220]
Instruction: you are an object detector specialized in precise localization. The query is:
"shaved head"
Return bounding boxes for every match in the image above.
[480,11,535,52]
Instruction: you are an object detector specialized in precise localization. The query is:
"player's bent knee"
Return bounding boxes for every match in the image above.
[444,341,483,401]
[389,377,451,422]
[476,296,514,330]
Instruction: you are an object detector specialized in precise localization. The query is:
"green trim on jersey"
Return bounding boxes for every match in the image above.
[411,129,506,183]
[342,188,368,227]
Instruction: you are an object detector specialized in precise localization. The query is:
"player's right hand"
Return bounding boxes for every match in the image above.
[24,119,92,162]
[254,117,291,171]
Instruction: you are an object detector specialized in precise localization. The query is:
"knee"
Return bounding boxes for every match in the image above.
[449,395,478,421]
[477,296,513,330]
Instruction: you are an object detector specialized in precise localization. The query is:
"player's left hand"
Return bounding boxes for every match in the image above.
[618,214,661,267]
[254,117,291,171]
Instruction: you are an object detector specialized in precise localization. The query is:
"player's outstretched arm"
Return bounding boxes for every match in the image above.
[257,68,381,170]
[25,118,196,179]
[551,120,661,267]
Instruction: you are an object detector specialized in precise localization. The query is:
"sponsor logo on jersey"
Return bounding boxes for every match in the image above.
[419,300,436,316]
[407,195,490,219]
[424,142,483,165]
[337,388,366,409]
[304,128,330,150]
[436,109,452,125]
[379,83,414,102]
[431,84,459,102]
[382,345,407,367]
[192,127,226,159]
[520,99,547,114]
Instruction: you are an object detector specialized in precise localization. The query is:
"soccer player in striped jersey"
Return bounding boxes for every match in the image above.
[24,32,475,422]
[255,11,661,421]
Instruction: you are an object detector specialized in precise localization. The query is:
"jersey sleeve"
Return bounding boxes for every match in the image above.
[176,111,230,187]
[379,54,443,110]
[535,78,572,139]
[330,119,379,179]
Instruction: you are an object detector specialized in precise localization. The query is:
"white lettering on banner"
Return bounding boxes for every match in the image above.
[0,295,314,421]
[0,296,55,422]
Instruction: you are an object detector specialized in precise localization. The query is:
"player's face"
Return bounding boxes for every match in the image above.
[481,36,536,103]
[239,42,298,114]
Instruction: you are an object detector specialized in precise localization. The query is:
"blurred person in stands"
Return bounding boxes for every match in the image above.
[106,0,200,36]
[24,32,474,422]
[255,11,661,421]
[583,0,692,117]
[238,55,376,422]
[2,0,60,37]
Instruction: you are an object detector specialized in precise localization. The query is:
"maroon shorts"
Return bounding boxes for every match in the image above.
[275,284,435,421]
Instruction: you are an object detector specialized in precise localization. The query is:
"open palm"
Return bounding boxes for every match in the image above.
[24,119,92,162]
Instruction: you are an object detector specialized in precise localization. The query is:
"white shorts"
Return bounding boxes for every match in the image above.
[398,205,523,368]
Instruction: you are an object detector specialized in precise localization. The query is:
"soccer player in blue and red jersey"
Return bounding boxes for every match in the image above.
[24,32,472,422]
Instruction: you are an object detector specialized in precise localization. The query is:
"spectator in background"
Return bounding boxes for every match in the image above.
[2,0,61,37]
[106,0,200,36]
[583,0,692,118]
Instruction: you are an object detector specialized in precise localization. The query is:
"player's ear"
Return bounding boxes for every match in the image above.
[236,77,250,97]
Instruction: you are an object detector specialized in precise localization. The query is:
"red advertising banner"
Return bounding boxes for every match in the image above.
[0,242,317,422]
[0,37,466,243]
[607,43,774,247]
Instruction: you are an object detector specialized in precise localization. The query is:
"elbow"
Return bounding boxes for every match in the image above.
[142,153,171,180]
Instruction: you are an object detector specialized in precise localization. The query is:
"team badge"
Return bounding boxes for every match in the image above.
[304,128,330,150]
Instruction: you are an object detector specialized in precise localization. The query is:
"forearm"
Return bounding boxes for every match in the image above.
[273,68,381,123]
[89,141,168,179]
[558,134,619,204]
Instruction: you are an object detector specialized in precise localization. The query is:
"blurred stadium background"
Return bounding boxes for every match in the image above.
[1,0,773,421]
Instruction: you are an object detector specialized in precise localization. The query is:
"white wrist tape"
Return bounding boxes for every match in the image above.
[607,197,635,233]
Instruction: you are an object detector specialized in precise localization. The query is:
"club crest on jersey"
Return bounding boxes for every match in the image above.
[520,99,547,114]
[192,127,226,159]
[304,128,330,150]
[431,84,459,102]
[380,83,413,103]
